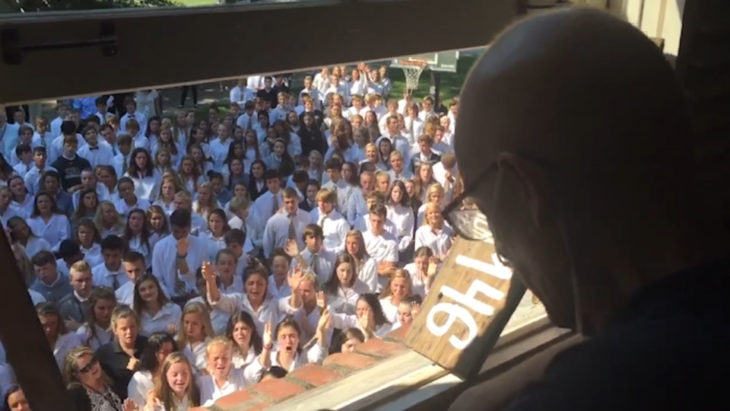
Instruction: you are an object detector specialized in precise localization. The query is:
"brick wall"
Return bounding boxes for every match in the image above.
[190,325,411,410]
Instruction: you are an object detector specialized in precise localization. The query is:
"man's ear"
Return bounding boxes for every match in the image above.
[496,152,552,229]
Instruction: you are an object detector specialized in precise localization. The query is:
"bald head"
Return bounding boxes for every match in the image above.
[457,8,692,192]
[455,9,705,333]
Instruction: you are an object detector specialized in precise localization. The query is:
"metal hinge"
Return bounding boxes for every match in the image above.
[1,21,117,65]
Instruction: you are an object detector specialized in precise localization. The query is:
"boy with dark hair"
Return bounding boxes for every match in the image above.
[30,250,73,303]
[91,235,127,290]
[51,134,91,191]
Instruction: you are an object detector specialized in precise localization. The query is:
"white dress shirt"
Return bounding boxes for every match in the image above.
[139,302,182,336]
[81,244,103,268]
[267,275,291,300]
[92,263,129,290]
[229,86,256,105]
[23,236,52,259]
[114,281,136,306]
[326,279,371,316]
[321,179,353,214]
[127,370,153,408]
[125,171,161,201]
[76,323,112,351]
[262,209,311,259]
[414,224,455,258]
[24,165,57,196]
[353,213,399,239]
[296,248,336,286]
[199,368,252,407]
[310,209,349,254]
[151,234,206,298]
[28,214,70,249]
[119,111,147,134]
[250,190,283,234]
[209,137,232,169]
[386,204,415,252]
[114,197,151,219]
[187,296,231,336]
[53,332,84,370]
[362,230,398,263]
[355,257,378,293]
[379,295,399,324]
[210,293,280,337]
[77,142,115,168]
[206,233,227,261]
[181,338,209,373]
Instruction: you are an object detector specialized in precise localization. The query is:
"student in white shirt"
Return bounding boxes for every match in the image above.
[151,208,207,299]
[127,332,177,408]
[77,125,114,168]
[362,203,399,292]
[344,230,378,293]
[7,216,51,260]
[172,191,208,237]
[387,180,415,255]
[76,286,116,351]
[204,208,229,261]
[323,254,371,316]
[353,190,399,239]
[387,150,413,182]
[70,169,110,211]
[115,251,148,306]
[432,152,460,203]
[133,273,182,337]
[311,188,350,254]
[12,143,33,176]
[379,269,415,324]
[205,262,280,336]
[75,219,104,268]
[119,97,147,134]
[416,182,446,227]
[230,78,256,106]
[28,192,70,249]
[114,177,151,219]
[123,208,155,268]
[247,315,329,376]
[286,225,336,286]
[403,103,424,144]
[145,353,199,410]
[322,158,353,214]
[262,187,311,259]
[124,147,160,201]
[95,201,125,240]
[268,250,292,299]
[176,301,214,373]
[198,337,256,406]
[92,235,128,290]
[414,202,454,262]
[24,146,56,196]
[36,302,84,370]
[330,293,393,339]
[0,186,22,226]
[403,246,438,299]
[225,311,263,370]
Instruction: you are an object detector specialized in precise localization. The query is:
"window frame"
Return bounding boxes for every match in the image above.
[0,0,519,105]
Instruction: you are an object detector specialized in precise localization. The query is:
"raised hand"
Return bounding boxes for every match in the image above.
[201,261,217,283]
[288,264,304,291]
[358,310,373,332]
[262,321,274,349]
[126,356,139,371]
[284,239,300,258]
[316,290,327,310]
[166,323,178,335]
[123,398,138,411]
[427,260,439,277]
[317,308,332,333]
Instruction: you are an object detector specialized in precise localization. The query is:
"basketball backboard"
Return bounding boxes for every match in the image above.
[391,50,460,73]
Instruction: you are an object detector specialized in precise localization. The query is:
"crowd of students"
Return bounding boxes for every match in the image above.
[0,62,461,411]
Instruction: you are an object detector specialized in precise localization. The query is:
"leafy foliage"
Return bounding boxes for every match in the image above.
[7,0,179,12]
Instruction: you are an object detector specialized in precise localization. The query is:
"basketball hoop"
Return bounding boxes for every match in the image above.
[399,60,429,92]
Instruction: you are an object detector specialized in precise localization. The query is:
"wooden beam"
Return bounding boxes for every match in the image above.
[0,0,518,105]
[0,232,75,410]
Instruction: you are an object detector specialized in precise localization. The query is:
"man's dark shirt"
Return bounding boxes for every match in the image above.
[504,259,730,410]
[51,155,91,191]
[96,335,147,399]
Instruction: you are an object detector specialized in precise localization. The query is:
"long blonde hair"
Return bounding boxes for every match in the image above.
[379,268,413,299]
[177,302,214,348]
[152,353,200,411]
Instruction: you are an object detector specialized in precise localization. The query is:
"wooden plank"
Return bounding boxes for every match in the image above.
[405,237,526,379]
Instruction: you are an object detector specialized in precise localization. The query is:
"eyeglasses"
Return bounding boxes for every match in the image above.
[78,356,99,374]
[442,162,511,266]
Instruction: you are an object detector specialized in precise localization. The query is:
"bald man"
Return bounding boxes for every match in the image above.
[452,8,730,411]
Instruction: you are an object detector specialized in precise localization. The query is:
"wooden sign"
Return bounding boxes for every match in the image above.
[405,237,525,379]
